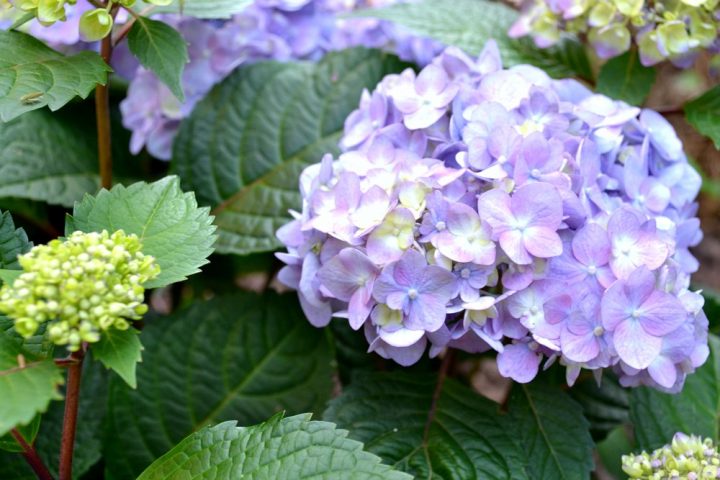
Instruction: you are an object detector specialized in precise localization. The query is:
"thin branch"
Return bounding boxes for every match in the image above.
[10,428,53,480]
[422,350,454,445]
[96,7,117,191]
[58,349,85,480]
[112,4,156,47]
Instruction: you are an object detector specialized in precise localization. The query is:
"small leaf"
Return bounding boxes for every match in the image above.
[324,371,530,480]
[128,18,188,101]
[0,333,64,436]
[103,293,334,478]
[138,413,410,479]
[91,328,143,389]
[171,48,406,256]
[0,270,20,285]
[596,50,656,106]
[630,334,720,450]
[508,382,595,479]
[354,0,592,79]
[0,30,111,121]
[66,176,216,288]
[0,210,32,269]
[686,85,720,149]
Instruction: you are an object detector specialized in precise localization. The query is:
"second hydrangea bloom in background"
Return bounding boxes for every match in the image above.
[277,40,707,393]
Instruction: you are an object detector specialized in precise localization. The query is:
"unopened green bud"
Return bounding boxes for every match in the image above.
[36,0,65,25]
[79,8,114,41]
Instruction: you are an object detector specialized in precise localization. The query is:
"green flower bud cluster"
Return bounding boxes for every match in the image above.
[511,0,720,67]
[0,230,160,351]
[622,433,720,479]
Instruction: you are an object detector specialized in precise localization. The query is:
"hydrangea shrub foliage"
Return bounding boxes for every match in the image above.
[0,0,718,479]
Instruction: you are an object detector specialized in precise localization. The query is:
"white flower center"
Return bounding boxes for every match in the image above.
[593,326,604,337]
[460,268,471,279]
[408,288,419,300]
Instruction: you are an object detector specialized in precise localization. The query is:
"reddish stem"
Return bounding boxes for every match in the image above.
[58,350,85,480]
[96,8,117,191]
[10,429,53,480]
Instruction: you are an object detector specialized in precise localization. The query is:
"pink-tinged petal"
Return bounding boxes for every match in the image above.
[446,203,481,236]
[633,234,670,270]
[379,327,425,347]
[561,329,599,363]
[572,223,610,266]
[348,287,373,330]
[420,265,458,300]
[544,295,572,324]
[648,355,678,389]
[624,266,655,307]
[435,232,474,263]
[415,64,450,97]
[614,320,662,369]
[607,207,641,238]
[500,230,533,265]
[318,248,378,301]
[477,189,513,234]
[523,226,563,259]
[351,186,391,231]
[601,281,631,331]
[637,290,686,336]
[403,106,446,130]
[511,183,563,228]
[497,343,541,383]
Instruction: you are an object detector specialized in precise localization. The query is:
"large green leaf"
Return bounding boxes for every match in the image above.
[0,30,111,122]
[630,334,720,450]
[66,176,216,288]
[141,0,253,18]
[569,374,629,441]
[324,371,529,480]
[686,85,720,149]
[355,0,591,80]
[103,293,334,478]
[171,48,406,256]
[0,333,63,437]
[138,413,410,479]
[508,382,595,479]
[91,327,143,389]
[596,50,656,106]
[128,18,188,101]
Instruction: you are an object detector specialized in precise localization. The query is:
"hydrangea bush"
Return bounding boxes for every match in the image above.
[0,0,719,479]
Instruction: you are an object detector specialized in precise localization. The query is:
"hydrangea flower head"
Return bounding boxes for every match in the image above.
[0,230,160,351]
[622,433,720,479]
[510,0,720,67]
[277,42,707,392]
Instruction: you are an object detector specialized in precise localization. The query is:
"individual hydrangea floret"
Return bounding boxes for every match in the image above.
[0,230,160,351]
[622,433,720,479]
[277,41,707,392]
[510,0,720,67]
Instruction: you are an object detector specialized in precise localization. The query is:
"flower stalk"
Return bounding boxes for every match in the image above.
[11,428,53,480]
[58,349,85,480]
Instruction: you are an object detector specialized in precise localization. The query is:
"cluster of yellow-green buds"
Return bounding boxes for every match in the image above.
[510,0,720,67]
[11,0,172,41]
[622,433,720,479]
[0,230,160,351]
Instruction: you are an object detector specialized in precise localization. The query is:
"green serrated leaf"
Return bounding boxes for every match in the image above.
[91,327,142,388]
[630,334,720,450]
[128,18,188,101]
[103,293,334,478]
[324,371,530,480]
[0,210,31,269]
[0,316,53,359]
[138,413,410,479]
[596,50,656,106]
[66,175,216,288]
[139,0,252,18]
[0,334,64,436]
[354,0,592,79]
[171,48,406,256]
[508,382,595,479]
[0,30,111,122]
[686,85,720,149]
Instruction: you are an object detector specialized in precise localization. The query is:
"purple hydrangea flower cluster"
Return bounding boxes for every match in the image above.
[277,41,708,392]
[121,0,444,160]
